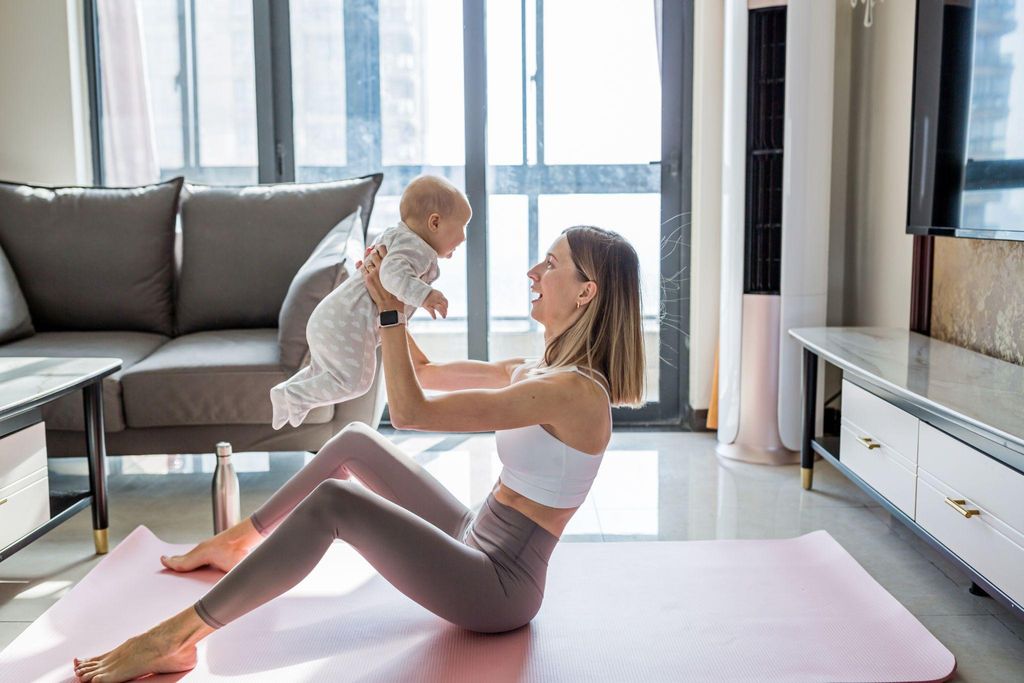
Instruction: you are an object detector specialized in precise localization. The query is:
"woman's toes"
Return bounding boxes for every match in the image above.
[76,662,101,679]
[160,552,200,572]
[160,539,249,574]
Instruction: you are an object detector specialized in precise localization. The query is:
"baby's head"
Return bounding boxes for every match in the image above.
[399,175,472,259]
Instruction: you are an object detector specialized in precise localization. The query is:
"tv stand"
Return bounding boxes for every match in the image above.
[790,327,1024,621]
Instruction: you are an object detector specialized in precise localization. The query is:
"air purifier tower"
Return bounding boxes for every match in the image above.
[716,0,834,465]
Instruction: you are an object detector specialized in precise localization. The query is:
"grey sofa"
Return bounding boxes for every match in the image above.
[0,174,386,457]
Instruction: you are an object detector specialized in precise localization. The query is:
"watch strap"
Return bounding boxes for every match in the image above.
[377,310,407,328]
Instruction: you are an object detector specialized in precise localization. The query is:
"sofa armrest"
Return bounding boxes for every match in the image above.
[0,243,34,344]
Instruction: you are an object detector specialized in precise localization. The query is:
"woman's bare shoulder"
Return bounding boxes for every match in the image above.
[537,369,612,454]
[524,366,610,420]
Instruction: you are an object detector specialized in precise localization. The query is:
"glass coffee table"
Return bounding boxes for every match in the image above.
[0,356,121,561]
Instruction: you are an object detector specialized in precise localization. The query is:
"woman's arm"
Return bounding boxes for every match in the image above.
[361,246,566,432]
[356,241,520,391]
[407,331,524,391]
[383,326,575,432]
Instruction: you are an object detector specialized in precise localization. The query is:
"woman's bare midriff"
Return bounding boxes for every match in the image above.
[492,481,577,539]
[492,367,611,539]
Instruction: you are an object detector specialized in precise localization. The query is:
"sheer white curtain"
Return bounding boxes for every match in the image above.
[97,0,159,185]
[654,0,662,73]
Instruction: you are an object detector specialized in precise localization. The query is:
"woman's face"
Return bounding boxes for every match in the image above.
[527,235,590,336]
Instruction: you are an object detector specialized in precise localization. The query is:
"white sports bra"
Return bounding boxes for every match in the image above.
[496,362,612,509]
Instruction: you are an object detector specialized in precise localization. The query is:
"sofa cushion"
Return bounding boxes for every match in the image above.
[175,174,383,335]
[0,243,33,344]
[0,178,183,335]
[278,209,363,370]
[0,331,169,432]
[120,329,334,427]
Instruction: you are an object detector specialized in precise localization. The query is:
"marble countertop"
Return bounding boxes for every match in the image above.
[789,327,1024,453]
[1,357,122,419]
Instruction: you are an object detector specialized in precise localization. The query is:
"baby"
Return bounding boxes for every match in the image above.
[270,174,471,430]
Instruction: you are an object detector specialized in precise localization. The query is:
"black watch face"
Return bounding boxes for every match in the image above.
[380,310,400,326]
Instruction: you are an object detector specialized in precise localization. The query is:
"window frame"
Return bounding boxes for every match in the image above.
[84,0,694,427]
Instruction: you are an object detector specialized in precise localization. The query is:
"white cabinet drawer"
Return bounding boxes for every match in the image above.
[0,421,47,491]
[842,380,919,464]
[918,422,1024,535]
[0,467,50,550]
[917,471,1024,609]
[840,423,916,516]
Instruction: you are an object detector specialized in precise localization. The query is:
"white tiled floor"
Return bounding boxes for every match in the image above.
[1,430,1023,681]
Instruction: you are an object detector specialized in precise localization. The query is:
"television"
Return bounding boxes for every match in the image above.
[909,0,1024,241]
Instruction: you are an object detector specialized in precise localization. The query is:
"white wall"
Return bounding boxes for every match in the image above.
[691,0,914,416]
[837,0,915,327]
[688,0,724,413]
[0,0,92,185]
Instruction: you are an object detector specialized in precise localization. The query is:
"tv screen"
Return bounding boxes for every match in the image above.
[909,0,1024,241]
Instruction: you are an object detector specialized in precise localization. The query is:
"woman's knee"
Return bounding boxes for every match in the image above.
[301,479,361,522]
[316,421,376,463]
[301,479,391,541]
[341,421,375,438]
[327,421,377,448]
[310,478,358,501]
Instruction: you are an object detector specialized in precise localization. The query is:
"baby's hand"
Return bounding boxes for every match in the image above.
[422,289,449,320]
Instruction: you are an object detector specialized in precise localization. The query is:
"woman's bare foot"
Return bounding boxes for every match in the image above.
[160,518,262,573]
[73,607,213,682]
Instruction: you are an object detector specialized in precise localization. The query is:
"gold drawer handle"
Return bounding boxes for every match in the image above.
[856,436,881,450]
[945,498,980,518]
[0,498,7,506]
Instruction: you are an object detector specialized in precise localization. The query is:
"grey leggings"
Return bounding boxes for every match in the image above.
[193,422,559,634]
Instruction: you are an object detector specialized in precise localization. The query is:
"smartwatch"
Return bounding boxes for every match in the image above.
[377,310,407,328]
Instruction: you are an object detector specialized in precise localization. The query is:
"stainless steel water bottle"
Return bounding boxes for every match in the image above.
[212,441,240,534]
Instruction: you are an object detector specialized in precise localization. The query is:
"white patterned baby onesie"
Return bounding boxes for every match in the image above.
[270,222,440,429]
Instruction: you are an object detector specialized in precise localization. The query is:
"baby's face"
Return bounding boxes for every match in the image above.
[433,204,471,258]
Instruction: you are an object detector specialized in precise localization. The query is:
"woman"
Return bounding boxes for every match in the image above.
[73,225,645,682]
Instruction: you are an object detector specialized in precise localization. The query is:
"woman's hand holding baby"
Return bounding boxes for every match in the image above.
[360,244,449,319]
[358,245,403,313]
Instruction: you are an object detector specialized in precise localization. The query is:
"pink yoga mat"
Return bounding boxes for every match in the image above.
[0,527,954,682]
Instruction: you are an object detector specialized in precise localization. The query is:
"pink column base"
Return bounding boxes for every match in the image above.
[718,293,799,465]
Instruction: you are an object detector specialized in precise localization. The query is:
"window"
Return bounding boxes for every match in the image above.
[88,0,690,423]
[96,0,258,185]
[484,0,664,400]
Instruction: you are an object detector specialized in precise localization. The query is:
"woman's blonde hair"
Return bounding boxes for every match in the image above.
[540,225,646,408]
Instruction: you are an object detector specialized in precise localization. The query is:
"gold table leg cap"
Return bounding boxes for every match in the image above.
[801,467,814,490]
[94,528,109,555]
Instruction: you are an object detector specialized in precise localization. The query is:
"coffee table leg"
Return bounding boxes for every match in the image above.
[84,381,109,554]
[801,348,818,490]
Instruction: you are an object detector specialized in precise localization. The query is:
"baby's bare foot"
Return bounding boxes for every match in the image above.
[73,623,197,682]
[160,520,260,573]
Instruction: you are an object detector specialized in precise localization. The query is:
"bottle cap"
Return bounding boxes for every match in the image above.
[216,441,232,457]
